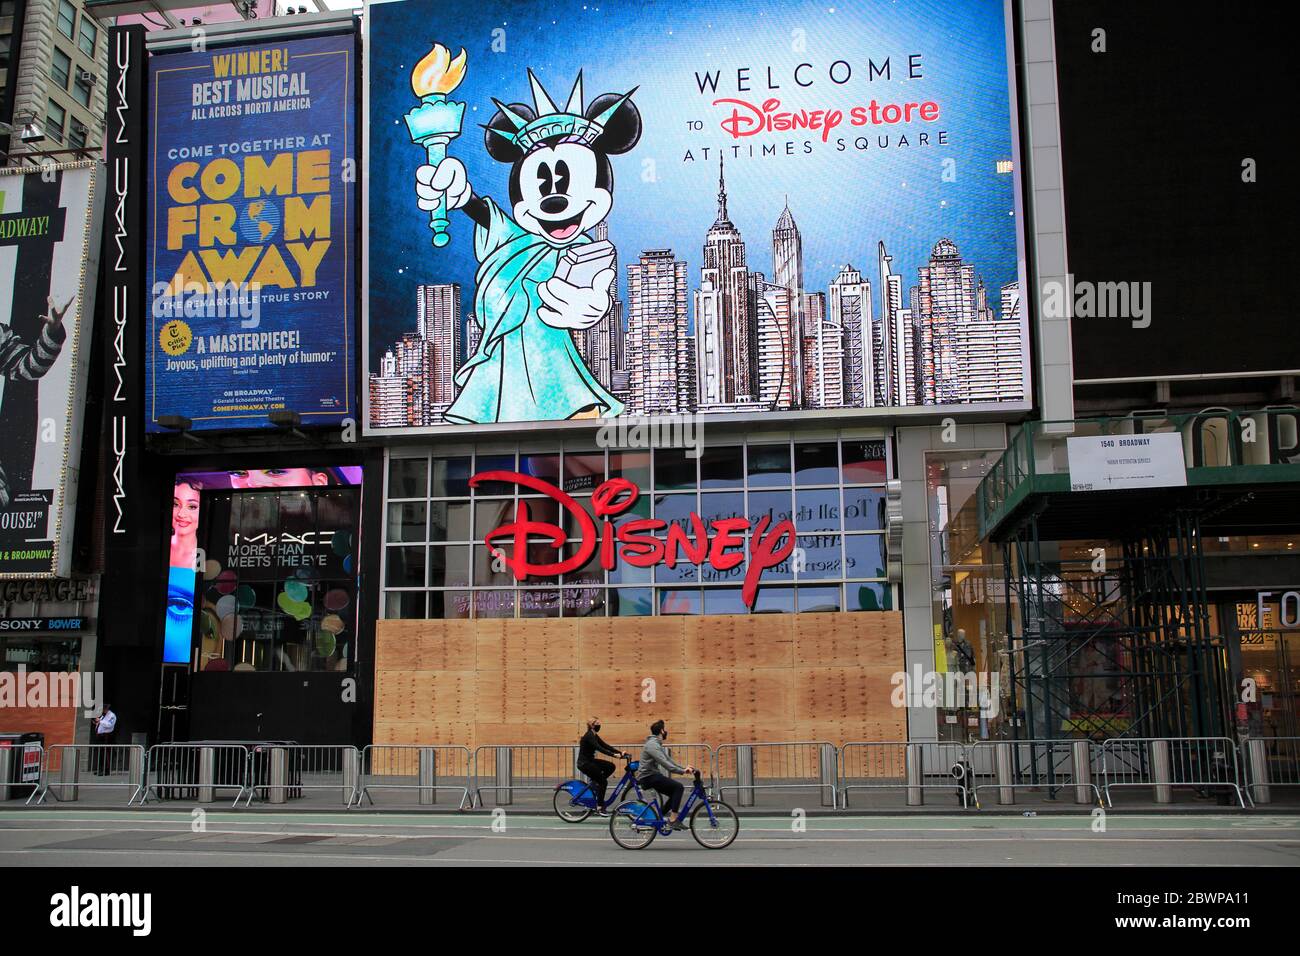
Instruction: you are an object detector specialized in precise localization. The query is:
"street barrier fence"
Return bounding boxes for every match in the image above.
[9,736,1296,812]
[356,745,472,809]
[143,743,253,806]
[839,741,972,808]
[0,742,42,802]
[968,739,1103,808]
[1100,736,1250,808]
[1243,736,1300,804]
[237,745,360,808]
[714,742,837,807]
[30,744,146,806]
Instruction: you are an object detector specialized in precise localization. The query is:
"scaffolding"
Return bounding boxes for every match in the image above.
[977,411,1300,744]
[1001,508,1231,741]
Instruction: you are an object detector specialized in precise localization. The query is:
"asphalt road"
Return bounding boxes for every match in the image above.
[1,810,1297,866]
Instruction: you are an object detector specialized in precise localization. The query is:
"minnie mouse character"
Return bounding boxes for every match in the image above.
[415,70,641,424]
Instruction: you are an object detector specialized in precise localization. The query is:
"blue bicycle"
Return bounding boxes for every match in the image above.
[609,770,739,849]
[554,757,643,823]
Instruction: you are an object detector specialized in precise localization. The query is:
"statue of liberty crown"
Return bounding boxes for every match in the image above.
[486,69,637,154]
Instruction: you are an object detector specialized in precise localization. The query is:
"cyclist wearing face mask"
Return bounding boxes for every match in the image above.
[638,719,696,830]
[577,717,628,815]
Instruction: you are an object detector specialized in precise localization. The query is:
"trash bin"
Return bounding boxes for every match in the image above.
[0,732,44,800]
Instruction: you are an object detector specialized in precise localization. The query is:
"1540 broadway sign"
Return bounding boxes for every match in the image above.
[473,471,795,606]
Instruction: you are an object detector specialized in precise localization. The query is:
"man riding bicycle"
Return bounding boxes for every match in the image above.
[637,720,695,830]
[577,716,629,815]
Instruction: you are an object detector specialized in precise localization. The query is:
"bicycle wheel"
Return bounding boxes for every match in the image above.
[553,786,592,823]
[690,799,739,849]
[609,800,659,850]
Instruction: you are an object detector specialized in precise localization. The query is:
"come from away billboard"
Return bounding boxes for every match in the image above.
[147,30,356,432]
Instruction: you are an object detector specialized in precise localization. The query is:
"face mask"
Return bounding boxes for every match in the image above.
[593,724,601,732]
[661,731,669,741]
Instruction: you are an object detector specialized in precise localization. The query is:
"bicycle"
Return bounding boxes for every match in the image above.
[553,756,643,823]
[608,770,739,849]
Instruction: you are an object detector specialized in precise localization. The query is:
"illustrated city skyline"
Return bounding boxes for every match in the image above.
[369,155,1025,427]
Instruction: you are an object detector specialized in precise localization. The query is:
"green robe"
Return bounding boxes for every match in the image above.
[445,197,623,424]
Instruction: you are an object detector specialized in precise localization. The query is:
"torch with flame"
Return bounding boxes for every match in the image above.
[404,44,468,249]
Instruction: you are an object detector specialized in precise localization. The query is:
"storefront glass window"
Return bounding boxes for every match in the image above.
[747,444,791,487]
[196,487,360,672]
[388,457,427,498]
[383,438,892,618]
[794,442,839,486]
[925,450,1012,741]
[654,448,696,490]
[700,445,744,488]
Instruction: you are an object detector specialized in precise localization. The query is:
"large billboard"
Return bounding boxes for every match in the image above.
[0,163,102,578]
[364,0,1027,434]
[147,29,357,432]
[1055,3,1292,383]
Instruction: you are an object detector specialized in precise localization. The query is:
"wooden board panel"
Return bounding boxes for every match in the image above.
[373,670,476,726]
[683,614,792,669]
[687,669,793,723]
[0,697,77,748]
[578,670,688,723]
[475,671,578,724]
[793,667,882,723]
[375,620,476,671]
[793,611,902,667]
[374,612,908,749]
[476,618,578,670]
[371,720,475,747]
[576,616,686,669]
[794,720,906,746]
[473,722,583,745]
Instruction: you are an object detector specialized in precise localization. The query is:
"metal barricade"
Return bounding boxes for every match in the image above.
[355,745,472,809]
[839,741,973,808]
[472,744,582,808]
[1244,736,1300,804]
[714,742,837,807]
[143,743,251,806]
[29,744,146,806]
[1100,737,1250,808]
[0,742,43,802]
[968,739,1103,809]
[238,745,361,807]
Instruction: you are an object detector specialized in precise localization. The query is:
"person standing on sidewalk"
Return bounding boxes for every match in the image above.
[92,704,117,775]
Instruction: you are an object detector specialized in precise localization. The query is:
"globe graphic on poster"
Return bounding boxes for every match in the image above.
[238,199,281,243]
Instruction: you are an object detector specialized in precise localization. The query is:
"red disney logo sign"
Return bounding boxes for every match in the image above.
[471,471,797,608]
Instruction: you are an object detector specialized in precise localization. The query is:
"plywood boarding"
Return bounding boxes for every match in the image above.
[0,697,78,748]
[374,611,903,749]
